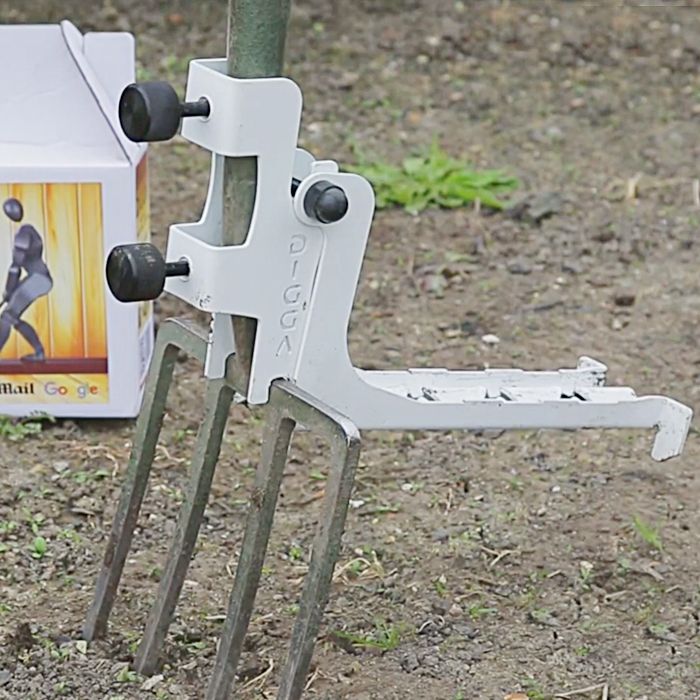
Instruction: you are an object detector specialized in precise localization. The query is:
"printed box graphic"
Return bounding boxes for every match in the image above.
[0,20,153,417]
[0,182,109,403]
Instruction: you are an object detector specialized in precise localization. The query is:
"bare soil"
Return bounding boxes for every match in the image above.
[1,2,699,699]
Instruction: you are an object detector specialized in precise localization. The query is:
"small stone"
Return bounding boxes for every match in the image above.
[142,674,164,691]
[481,333,500,345]
[460,318,480,336]
[165,12,185,26]
[592,228,615,243]
[432,528,450,543]
[431,598,450,616]
[400,651,420,672]
[10,623,35,651]
[99,3,119,21]
[611,317,624,331]
[546,125,564,141]
[614,292,636,307]
[506,192,562,224]
[561,260,582,274]
[507,259,532,275]
[453,622,478,639]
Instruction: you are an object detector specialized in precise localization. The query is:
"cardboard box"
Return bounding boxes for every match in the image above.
[0,20,153,417]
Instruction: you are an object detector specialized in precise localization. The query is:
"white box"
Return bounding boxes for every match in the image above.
[0,20,153,417]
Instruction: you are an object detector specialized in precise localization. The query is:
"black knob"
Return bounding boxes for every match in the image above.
[106,243,190,303]
[303,181,349,223]
[119,81,210,143]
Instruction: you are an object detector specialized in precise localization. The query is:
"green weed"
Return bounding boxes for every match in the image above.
[352,140,518,214]
[288,544,304,562]
[31,536,47,559]
[0,520,18,535]
[433,575,448,597]
[0,413,52,441]
[632,514,663,552]
[467,604,497,620]
[115,666,139,683]
[522,678,550,700]
[333,620,403,652]
[159,54,194,80]
[26,511,45,535]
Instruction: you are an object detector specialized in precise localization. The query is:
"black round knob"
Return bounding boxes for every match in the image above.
[106,243,189,303]
[119,81,210,143]
[303,181,349,224]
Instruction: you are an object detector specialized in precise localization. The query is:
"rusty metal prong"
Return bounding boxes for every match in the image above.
[206,399,295,700]
[134,376,234,675]
[273,381,361,700]
[82,320,208,641]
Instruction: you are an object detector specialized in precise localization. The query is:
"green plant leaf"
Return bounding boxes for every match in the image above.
[32,536,47,559]
[352,142,518,213]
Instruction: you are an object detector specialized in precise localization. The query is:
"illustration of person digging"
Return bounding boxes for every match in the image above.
[0,198,53,360]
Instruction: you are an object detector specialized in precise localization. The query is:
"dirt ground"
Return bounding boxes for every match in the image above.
[1,1,700,698]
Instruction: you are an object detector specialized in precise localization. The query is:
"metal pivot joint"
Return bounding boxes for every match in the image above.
[303,180,348,223]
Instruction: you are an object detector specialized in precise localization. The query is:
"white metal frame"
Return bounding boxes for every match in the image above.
[163,58,692,461]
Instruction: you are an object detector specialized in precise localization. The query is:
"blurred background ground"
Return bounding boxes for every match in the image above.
[0,1,699,699]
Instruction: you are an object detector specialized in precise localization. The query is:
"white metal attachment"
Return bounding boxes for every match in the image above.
[163,58,692,461]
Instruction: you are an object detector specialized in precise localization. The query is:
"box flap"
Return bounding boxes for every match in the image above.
[61,20,145,166]
[0,21,145,166]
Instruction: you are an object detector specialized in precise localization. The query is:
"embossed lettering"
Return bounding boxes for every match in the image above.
[283,284,302,304]
[280,310,298,330]
[289,234,306,255]
[276,335,292,356]
[277,234,309,357]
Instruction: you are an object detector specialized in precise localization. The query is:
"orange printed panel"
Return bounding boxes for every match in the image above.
[0,181,108,380]
[44,183,85,358]
[11,184,51,357]
[78,184,107,358]
[0,183,17,359]
[136,156,150,244]
[136,156,152,331]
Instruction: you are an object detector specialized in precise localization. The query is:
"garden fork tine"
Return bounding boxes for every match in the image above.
[83,319,208,641]
[275,382,361,700]
[207,380,361,700]
[134,375,235,675]
[206,393,295,700]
